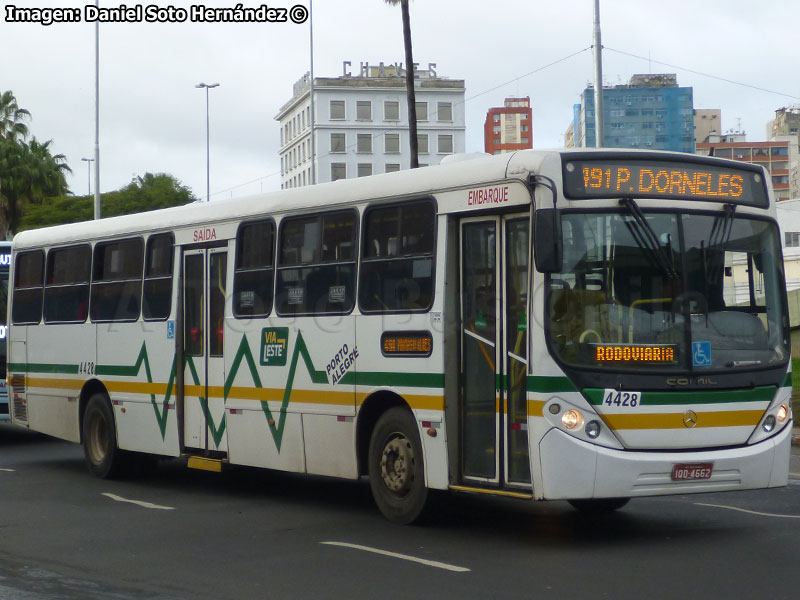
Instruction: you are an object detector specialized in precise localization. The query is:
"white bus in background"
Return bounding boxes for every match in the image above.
[0,241,10,422]
[7,149,793,523]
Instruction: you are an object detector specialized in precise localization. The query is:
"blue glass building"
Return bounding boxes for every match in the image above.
[580,74,695,153]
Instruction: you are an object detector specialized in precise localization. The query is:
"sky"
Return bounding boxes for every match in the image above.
[4,0,799,201]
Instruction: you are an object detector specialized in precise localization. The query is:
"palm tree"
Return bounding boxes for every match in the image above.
[0,137,71,237]
[384,0,418,169]
[0,90,31,141]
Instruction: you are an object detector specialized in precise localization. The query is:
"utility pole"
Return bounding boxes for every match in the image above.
[593,0,604,148]
[93,0,101,218]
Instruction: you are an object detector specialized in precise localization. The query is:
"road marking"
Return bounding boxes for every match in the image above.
[321,541,470,572]
[102,493,175,510]
[695,502,800,519]
[790,472,800,478]
[0,468,15,472]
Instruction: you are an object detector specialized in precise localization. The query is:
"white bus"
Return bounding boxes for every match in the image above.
[7,150,793,523]
[0,241,10,422]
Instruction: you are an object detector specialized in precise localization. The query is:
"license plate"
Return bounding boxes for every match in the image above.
[671,463,713,481]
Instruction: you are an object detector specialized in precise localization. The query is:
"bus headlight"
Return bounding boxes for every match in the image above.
[585,420,601,439]
[762,415,776,433]
[777,404,789,423]
[562,410,584,430]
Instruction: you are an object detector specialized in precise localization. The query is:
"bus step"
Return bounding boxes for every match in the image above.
[449,485,532,500]
[187,456,224,473]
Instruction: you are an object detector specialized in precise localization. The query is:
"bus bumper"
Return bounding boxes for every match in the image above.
[538,423,792,500]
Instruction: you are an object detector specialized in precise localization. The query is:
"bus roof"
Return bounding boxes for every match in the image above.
[12,148,767,250]
[12,150,535,250]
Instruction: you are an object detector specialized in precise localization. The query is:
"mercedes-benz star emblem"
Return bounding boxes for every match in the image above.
[683,410,698,428]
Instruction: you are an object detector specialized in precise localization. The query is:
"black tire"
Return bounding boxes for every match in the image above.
[82,393,126,479]
[568,497,630,513]
[368,407,429,524]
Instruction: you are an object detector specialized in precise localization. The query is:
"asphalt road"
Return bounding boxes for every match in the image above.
[1,423,799,600]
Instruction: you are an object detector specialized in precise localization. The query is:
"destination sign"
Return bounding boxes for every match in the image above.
[591,344,677,364]
[562,157,768,207]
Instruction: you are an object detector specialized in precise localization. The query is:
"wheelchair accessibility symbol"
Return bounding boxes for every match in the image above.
[692,341,712,367]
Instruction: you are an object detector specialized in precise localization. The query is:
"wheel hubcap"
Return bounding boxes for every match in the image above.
[380,435,415,494]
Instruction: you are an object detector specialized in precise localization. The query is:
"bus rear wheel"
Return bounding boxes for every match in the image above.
[368,407,428,524]
[82,393,126,479]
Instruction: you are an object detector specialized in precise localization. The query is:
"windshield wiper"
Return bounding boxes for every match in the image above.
[619,198,678,279]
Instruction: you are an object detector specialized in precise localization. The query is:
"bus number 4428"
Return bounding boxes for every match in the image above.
[603,390,640,407]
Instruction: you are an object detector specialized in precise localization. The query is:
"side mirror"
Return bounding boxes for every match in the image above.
[534,208,562,273]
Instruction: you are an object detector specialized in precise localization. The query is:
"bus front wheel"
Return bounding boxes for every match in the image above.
[368,407,428,524]
[82,393,125,479]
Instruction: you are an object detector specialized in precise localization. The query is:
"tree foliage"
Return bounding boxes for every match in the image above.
[0,90,71,237]
[19,172,197,231]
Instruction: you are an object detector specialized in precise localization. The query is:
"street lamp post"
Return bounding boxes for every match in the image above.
[195,82,219,202]
[81,157,94,196]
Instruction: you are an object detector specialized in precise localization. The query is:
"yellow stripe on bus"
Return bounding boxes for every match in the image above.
[527,400,545,417]
[26,377,85,391]
[600,410,764,430]
[24,377,444,411]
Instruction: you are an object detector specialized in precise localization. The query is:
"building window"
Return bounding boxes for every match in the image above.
[437,102,452,121]
[385,133,400,153]
[384,101,399,121]
[493,114,500,122]
[493,126,500,135]
[385,163,400,173]
[415,102,428,121]
[358,163,373,177]
[330,100,345,120]
[357,133,372,153]
[438,134,453,154]
[356,101,372,121]
[521,137,529,144]
[417,134,429,154]
[785,232,800,247]
[331,163,346,181]
[330,133,346,153]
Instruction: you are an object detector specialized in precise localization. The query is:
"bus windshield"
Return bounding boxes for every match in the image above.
[547,209,788,372]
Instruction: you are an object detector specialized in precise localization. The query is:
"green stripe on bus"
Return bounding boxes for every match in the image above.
[582,386,777,406]
[8,362,79,374]
[344,371,445,388]
[526,376,578,394]
[782,371,792,388]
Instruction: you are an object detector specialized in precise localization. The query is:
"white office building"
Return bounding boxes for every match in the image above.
[275,62,466,188]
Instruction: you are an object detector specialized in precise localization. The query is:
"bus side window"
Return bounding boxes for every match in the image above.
[43,245,91,324]
[276,210,357,315]
[359,200,435,313]
[12,250,45,325]
[91,237,144,322]
[143,233,174,321]
[233,220,274,318]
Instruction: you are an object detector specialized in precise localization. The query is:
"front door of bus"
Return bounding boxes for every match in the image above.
[182,247,228,453]
[460,215,531,487]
